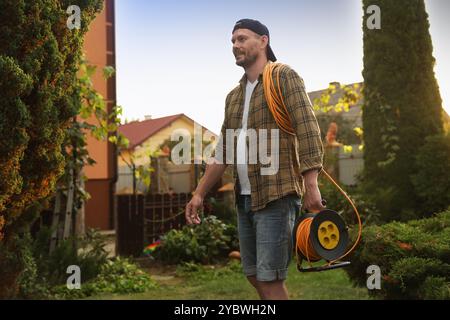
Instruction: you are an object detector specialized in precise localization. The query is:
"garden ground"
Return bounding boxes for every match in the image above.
[89,259,371,300]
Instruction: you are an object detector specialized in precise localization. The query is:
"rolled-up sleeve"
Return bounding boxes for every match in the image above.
[281,68,324,174]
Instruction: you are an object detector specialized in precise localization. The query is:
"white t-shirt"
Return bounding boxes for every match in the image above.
[237,79,258,195]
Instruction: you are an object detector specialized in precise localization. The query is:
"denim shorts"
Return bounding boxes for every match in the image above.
[236,193,302,282]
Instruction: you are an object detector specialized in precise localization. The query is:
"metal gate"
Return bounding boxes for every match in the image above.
[116,192,221,257]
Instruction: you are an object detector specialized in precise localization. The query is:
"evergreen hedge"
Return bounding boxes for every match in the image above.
[346,207,450,299]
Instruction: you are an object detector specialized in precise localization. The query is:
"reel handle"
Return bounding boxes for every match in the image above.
[300,199,327,215]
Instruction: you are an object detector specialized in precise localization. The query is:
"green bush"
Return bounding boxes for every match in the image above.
[207,197,237,226]
[345,208,450,299]
[16,228,110,298]
[360,0,445,222]
[6,233,50,299]
[411,133,450,216]
[387,257,449,299]
[52,257,157,299]
[0,0,104,297]
[154,215,239,264]
[318,177,382,225]
[16,227,157,299]
[40,228,107,283]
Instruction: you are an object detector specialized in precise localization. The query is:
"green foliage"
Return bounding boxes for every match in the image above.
[45,229,109,284]
[361,0,445,222]
[443,110,450,134]
[387,257,449,299]
[119,149,158,194]
[16,228,109,298]
[76,61,127,150]
[0,232,43,298]
[52,257,157,299]
[345,208,450,299]
[14,228,157,299]
[411,133,450,215]
[207,197,237,226]
[154,216,239,264]
[312,83,361,115]
[98,261,368,300]
[64,60,127,211]
[0,0,103,232]
[312,82,363,152]
[0,0,103,295]
[318,177,382,226]
[0,56,32,218]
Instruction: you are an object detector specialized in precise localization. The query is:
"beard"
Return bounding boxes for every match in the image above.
[235,51,258,68]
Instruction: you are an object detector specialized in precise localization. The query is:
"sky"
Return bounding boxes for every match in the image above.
[115,0,450,134]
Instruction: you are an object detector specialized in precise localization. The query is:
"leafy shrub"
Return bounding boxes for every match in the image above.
[345,208,450,299]
[52,257,157,299]
[16,228,110,298]
[411,133,450,216]
[0,0,104,296]
[11,233,50,299]
[154,215,239,264]
[207,197,237,226]
[387,257,449,299]
[36,228,108,284]
[17,228,157,299]
[318,177,382,225]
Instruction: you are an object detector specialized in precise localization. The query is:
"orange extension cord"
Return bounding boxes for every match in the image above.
[263,62,362,267]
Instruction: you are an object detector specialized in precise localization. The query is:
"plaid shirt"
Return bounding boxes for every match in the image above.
[213,63,324,212]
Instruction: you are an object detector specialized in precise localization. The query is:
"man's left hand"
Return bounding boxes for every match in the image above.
[302,168,326,213]
[303,184,326,213]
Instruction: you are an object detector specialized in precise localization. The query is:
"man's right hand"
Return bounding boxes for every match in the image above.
[184,162,227,225]
[185,194,203,225]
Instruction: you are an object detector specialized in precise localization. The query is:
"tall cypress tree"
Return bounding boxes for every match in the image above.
[361,0,444,221]
[0,0,103,298]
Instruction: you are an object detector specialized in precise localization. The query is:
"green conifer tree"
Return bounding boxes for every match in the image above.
[361,0,444,221]
[0,0,102,298]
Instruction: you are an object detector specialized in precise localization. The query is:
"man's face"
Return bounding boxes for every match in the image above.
[231,28,267,67]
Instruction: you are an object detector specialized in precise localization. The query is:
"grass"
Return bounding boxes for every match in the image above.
[88,259,371,300]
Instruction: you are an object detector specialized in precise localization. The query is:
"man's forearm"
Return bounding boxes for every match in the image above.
[302,168,319,189]
[194,162,228,198]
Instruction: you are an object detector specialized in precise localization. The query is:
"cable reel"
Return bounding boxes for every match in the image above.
[293,209,351,272]
[291,169,362,273]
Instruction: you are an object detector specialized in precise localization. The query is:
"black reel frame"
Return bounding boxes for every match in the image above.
[293,209,351,272]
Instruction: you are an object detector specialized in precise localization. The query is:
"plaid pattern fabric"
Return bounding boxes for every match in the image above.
[213,63,324,211]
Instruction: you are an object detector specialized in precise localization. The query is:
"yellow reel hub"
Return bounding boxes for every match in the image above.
[318,221,340,250]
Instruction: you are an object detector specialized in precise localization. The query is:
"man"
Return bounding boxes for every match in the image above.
[185,19,325,300]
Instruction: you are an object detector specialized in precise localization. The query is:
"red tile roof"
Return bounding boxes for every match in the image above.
[118,114,184,149]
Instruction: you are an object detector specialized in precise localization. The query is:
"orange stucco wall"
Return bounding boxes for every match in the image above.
[83,2,109,180]
[82,0,116,230]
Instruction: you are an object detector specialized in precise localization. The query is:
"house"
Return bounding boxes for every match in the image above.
[117,114,219,194]
[81,0,117,231]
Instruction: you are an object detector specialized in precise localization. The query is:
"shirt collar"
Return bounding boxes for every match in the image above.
[238,61,272,86]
